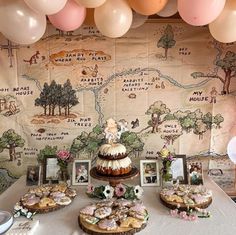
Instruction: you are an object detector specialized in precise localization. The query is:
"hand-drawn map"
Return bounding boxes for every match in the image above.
[0,22,236,192]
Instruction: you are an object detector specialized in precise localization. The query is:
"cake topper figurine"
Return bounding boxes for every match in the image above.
[104,118,128,144]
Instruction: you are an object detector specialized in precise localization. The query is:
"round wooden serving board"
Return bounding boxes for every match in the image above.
[159,194,212,211]
[78,215,146,235]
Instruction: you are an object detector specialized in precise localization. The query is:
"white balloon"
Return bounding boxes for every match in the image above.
[209,0,236,43]
[24,0,67,15]
[157,0,177,17]
[94,0,132,38]
[75,0,106,8]
[227,136,236,164]
[0,0,46,45]
[131,11,148,29]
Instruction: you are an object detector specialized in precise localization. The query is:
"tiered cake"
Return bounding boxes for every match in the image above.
[96,143,132,176]
[96,118,132,176]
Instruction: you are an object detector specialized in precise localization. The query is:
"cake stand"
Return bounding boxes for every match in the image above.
[90,167,139,187]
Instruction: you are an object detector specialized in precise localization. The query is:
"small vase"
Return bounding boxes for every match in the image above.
[161,165,173,188]
[59,167,69,183]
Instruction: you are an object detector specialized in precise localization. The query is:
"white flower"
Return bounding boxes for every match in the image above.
[14,211,20,218]
[21,208,28,214]
[14,203,22,211]
[26,212,33,219]
[103,185,114,199]
[134,185,144,199]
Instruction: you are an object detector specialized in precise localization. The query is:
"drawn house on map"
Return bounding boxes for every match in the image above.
[0,98,7,112]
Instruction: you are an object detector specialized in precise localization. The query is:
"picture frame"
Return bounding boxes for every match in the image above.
[72,160,91,186]
[26,165,40,186]
[140,160,160,186]
[43,155,60,184]
[188,162,204,185]
[171,155,188,184]
[208,158,236,196]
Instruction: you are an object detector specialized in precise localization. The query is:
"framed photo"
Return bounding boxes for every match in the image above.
[188,162,204,185]
[43,155,60,184]
[140,160,160,186]
[72,160,91,186]
[208,158,236,196]
[171,155,188,184]
[26,165,40,186]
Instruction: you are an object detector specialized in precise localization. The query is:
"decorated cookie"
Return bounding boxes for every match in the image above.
[94,207,112,219]
[96,199,114,208]
[80,205,97,216]
[114,199,133,208]
[65,188,77,198]
[120,217,143,229]
[166,195,184,203]
[109,207,129,222]
[39,197,56,208]
[50,191,65,198]
[81,215,99,225]
[191,194,208,204]
[22,197,40,206]
[98,219,118,231]
[54,196,72,206]
[51,184,67,193]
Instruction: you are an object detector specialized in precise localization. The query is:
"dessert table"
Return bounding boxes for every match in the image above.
[1,174,236,235]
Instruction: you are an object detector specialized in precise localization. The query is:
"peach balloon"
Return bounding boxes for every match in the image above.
[209,0,236,43]
[75,0,106,8]
[178,0,226,26]
[48,0,86,31]
[128,0,168,16]
[94,0,132,38]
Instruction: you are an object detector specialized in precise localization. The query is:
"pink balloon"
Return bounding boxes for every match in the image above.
[48,0,86,31]
[178,0,226,26]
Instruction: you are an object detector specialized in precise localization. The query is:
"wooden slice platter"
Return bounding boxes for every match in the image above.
[19,184,77,214]
[160,194,212,211]
[78,215,147,235]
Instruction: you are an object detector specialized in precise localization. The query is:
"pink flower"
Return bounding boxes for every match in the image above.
[87,184,94,194]
[188,215,197,221]
[57,150,70,161]
[170,209,178,217]
[115,183,126,197]
[179,211,187,219]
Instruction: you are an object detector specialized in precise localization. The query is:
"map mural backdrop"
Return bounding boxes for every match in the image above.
[0,22,236,192]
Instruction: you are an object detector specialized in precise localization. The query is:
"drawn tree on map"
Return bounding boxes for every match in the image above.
[0,129,25,161]
[37,145,58,163]
[70,125,104,159]
[146,101,170,133]
[120,131,144,157]
[193,120,208,140]
[62,79,79,116]
[213,114,224,128]
[35,79,79,117]
[202,112,213,130]
[191,51,236,94]
[157,25,176,60]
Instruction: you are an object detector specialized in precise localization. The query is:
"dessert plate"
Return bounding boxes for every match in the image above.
[0,211,13,234]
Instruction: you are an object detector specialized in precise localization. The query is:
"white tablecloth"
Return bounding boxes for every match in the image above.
[1,175,236,235]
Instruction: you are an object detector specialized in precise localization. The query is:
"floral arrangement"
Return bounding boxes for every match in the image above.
[56,149,73,169]
[13,203,36,220]
[170,207,211,221]
[86,183,143,200]
[158,145,175,182]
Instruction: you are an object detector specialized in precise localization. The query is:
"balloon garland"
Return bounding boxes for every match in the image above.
[0,0,234,44]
